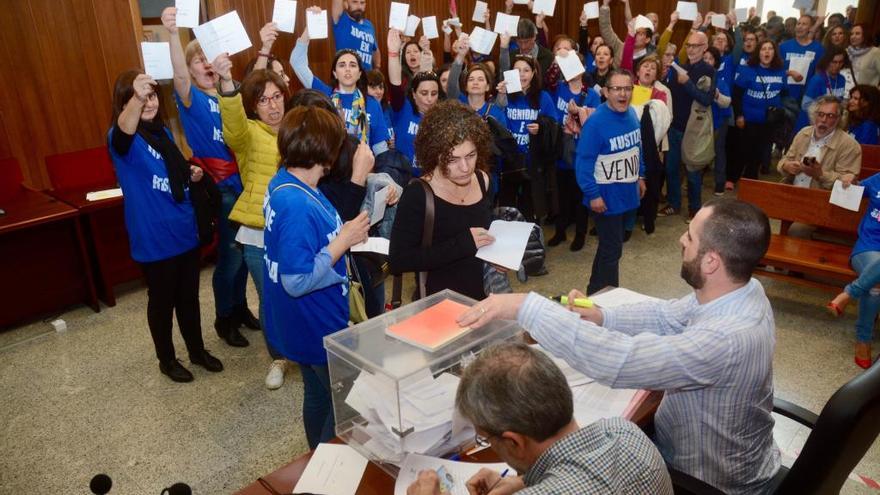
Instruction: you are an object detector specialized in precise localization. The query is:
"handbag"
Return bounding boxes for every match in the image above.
[391,179,434,308]
[682,76,716,171]
[346,256,368,324]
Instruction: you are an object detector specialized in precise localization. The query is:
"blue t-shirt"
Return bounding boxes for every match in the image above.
[718,54,735,86]
[795,72,847,132]
[853,173,880,258]
[552,85,601,171]
[107,128,199,263]
[850,120,880,145]
[456,95,509,126]
[263,169,348,365]
[735,65,786,124]
[713,77,733,130]
[392,99,422,175]
[332,13,378,70]
[779,39,824,101]
[174,86,242,193]
[575,103,644,215]
[504,90,557,153]
[312,77,390,150]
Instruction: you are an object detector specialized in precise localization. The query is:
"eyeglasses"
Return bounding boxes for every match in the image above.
[686,43,707,49]
[474,432,495,448]
[607,86,634,93]
[257,92,285,107]
[816,111,839,120]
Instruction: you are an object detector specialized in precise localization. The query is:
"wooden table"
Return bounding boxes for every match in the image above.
[0,189,98,328]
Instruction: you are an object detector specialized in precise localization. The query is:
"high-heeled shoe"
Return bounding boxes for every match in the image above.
[855,342,873,369]
[826,292,850,317]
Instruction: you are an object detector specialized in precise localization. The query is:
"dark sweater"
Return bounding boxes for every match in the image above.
[665,59,716,131]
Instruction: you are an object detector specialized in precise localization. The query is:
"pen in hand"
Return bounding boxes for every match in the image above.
[483,468,509,494]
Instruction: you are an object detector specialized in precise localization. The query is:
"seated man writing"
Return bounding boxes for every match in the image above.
[457,198,781,495]
[778,95,862,189]
[406,342,672,494]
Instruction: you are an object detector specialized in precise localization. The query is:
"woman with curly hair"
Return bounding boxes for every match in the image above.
[846,85,880,145]
[389,100,495,301]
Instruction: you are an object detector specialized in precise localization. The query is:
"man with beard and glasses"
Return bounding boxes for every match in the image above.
[456,198,781,495]
[331,0,380,70]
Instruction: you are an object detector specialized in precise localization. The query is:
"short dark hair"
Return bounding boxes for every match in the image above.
[605,68,634,87]
[636,27,654,40]
[111,69,165,125]
[456,343,573,441]
[512,55,544,108]
[331,49,368,93]
[699,198,771,283]
[366,69,385,88]
[276,106,346,171]
[461,62,495,96]
[289,89,357,183]
[748,40,784,69]
[704,46,722,68]
[289,89,337,114]
[243,53,290,78]
[408,71,442,115]
[241,69,290,120]
[817,45,849,72]
[516,18,537,39]
[414,100,492,178]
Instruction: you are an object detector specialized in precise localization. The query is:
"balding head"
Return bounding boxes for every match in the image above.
[686,32,709,64]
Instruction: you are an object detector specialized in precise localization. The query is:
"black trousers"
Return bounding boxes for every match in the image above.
[498,175,535,222]
[727,122,770,182]
[140,248,205,363]
[554,169,587,235]
[640,168,664,234]
[588,211,625,295]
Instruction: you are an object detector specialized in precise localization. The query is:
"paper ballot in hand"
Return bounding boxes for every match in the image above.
[830,180,865,212]
[676,1,699,21]
[787,56,811,85]
[389,2,409,31]
[272,0,297,33]
[583,2,600,19]
[476,220,534,271]
[710,14,726,29]
[503,69,523,93]
[192,11,252,63]
[422,16,439,39]
[141,42,174,80]
[472,1,488,23]
[556,52,585,82]
[532,0,556,16]
[404,15,421,37]
[306,9,329,39]
[175,0,200,28]
[494,12,519,36]
[469,27,497,55]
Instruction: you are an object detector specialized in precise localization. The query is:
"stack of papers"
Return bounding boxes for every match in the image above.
[394,454,514,495]
[292,443,368,495]
[588,287,661,308]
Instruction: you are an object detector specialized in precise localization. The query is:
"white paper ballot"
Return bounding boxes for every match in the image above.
[469,26,497,55]
[272,0,297,33]
[293,443,368,495]
[830,180,865,212]
[676,1,699,21]
[583,2,599,19]
[588,287,661,308]
[532,0,556,16]
[175,0,200,28]
[792,0,813,9]
[503,69,522,93]
[787,56,811,85]
[394,454,513,495]
[370,187,390,225]
[476,220,534,270]
[141,42,174,80]
[513,0,529,4]
[192,11,252,63]
[556,52,586,82]
[447,17,461,27]
[351,237,391,255]
[389,2,409,31]
[494,12,519,36]
[633,14,653,32]
[711,13,726,29]
[735,7,749,24]
[404,15,421,36]
[86,188,123,201]
[422,16,439,39]
[472,1,488,23]
[306,9,328,39]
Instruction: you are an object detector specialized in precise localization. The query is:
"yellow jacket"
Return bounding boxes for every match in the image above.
[219,93,279,228]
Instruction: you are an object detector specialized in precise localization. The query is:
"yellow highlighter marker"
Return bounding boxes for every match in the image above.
[551,296,594,308]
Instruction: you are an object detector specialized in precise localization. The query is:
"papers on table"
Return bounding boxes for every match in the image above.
[735,7,749,24]
[472,1,488,23]
[476,220,533,271]
[394,454,514,495]
[192,10,252,63]
[405,15,421,37]
[532,0,556,16]
[532,345,593,387]
[141,42,174,80]
[370,187,390,225]
[86,188,123,201]
[830,180,865,212]
[422,16,439,39]
[634,14,654,32]
[386,299,472,352]
[573,382,640,426]
[555,51,586,82]
[351,237,390,255]
[588,287,660,308]
[389,2,409,31]
[469,26,497,55]
[676,1,699,21]
[494,12,519,36]
[787,55,811,85]
[175,0,200,28]
[503,69,522,93]
[292,443,368,495]
[306,9,328,39]
[583,1,599,19]
[272,0,297,33]
[711,13,726,29]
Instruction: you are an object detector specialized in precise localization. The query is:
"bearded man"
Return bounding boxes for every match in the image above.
[331,0,380,70]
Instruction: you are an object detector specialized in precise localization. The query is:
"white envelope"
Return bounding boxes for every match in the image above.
[404,15,420,37]
[192,11,252,63]
[306,9,328,39]
[469,26,497,55]
[583,2,599,19]
[141,42,174,80]
[272,0,297,33]
[494,12,519,36]
[422,16,439,39]
[389,2,409,31]
[175,0,199,28]
[634,14,653,32]
[711,14,726,29]
[676,1,698,21]
[532,0,556,16]
[556,52,586,82]
[472,1,488,23]
[503,69,522,93]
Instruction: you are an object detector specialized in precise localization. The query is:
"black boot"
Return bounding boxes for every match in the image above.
[623,230,633,243]
[547,231,566,247]
[215,316,249,347]
[190,350,224,372]
[235,304,261,331]
[159,359,194,383]
[570,233,585,252]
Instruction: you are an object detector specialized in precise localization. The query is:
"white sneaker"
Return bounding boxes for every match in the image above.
[265,360,286,390]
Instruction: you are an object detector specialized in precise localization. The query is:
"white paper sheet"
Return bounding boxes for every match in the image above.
[830,180,865,212]
[422,16,439,39]
[793,172,812,188]
[476,220,534,270]
[141,42,174,80]
[292,443,368,495]
[676,1,699,21]
[389,2,409,31]
[469,26,497,55]
[472,1,488,23]
[588,287,661,308]
[447,17,461,27]
[306,9,328,39]
[572,382,639,426]
[711,13,726,29]
[792,0,813,9]
[272,0,297,33]
[583,1,599,19]
[735,7,749,24]
[493,12,519,36]
[394,454,513,495]
[405,15,421,37]
[786,55,811,85]
[351,237,390,255]
[556,52,586,82]
[86,188,123,201]
[175,0,200,28]
[192,11,252,63]
[370,187,390,225]
[513,0,529,4]
[634,14,653,32]
[532,0,556,16]
[503,69,522,93]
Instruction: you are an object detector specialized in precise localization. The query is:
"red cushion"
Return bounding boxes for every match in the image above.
[0,157,23,202]
[44,146,116,191]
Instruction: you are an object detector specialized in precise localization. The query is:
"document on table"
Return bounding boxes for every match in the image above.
[476,220,533,271]
[503,69,522,93]
[572,382,640,426]
[532,345,593,387]
[292,443,368,495]
[787,55,812,85]
[588,287,661,308]
[469,26,497,55]
[711,14,726,29]
[192,11,252,63]
[830,180,865,212]
[141,42,174,80]
[272,0,297,33]
[493,12,519,36]
[394,454,514,495]
[422,16,439,39]
[472,1,488,23]
[532,0,556,16]
[351,237,390,255]
[175,0,200,28]
[555,52,585,82]
[86,188,123,201]
[583,1,599,19]
[676,1,698,21]
[404,15,421,37]
[306,9,328,39]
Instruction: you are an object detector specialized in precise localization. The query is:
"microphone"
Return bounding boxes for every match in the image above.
[90,474,113,494]
[161,482,192,495]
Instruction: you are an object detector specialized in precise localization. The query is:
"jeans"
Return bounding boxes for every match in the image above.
[213,187,249,318]
[713,123,728,193]
[685,168,703,214]
[588,211,626,295]
[300,363,335,449]
[848,251,880,343]
[242,243,282,359]
[665,127,684,210]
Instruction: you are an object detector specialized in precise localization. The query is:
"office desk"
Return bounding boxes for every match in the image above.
[50,187,141,307]
[0,189,98,328]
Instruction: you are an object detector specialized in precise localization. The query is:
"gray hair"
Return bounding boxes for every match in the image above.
[516,19,538,39]
[455,342,573,442]
[809,95,843,127]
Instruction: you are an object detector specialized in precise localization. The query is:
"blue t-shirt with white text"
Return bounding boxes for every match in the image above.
[779,39,824,102]
[735,65,786,124]
[853,172,880,258]
[392,99,422,175]
[504,91,557,154]
[332,13,378,70]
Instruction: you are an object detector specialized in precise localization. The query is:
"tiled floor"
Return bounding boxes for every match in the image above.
[1,185,879,494]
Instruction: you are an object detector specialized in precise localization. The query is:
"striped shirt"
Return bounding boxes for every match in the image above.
[520,417,673,494]
[518,279,781,495]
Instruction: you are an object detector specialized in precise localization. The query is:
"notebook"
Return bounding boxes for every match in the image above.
[386,299,472,352]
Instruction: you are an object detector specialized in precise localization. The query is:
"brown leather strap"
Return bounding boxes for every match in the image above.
[391,178,435,308]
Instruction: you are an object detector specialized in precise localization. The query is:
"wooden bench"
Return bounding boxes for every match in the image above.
[736,179,867,291]
[861,144,880,169]
[860,166,880,180]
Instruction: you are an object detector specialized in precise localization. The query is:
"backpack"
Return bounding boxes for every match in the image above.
[681,75,715,171]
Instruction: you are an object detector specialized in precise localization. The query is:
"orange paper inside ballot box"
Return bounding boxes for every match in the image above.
[385,299,473,352]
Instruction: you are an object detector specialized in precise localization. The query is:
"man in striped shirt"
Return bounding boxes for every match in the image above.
[459,198,782,495]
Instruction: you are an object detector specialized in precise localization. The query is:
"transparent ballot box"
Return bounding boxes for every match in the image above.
[324,289,522,476]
